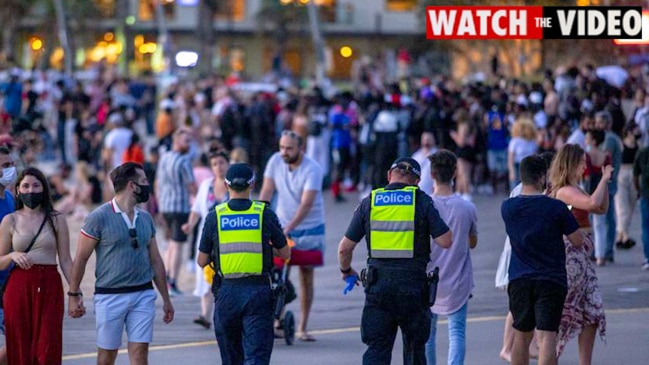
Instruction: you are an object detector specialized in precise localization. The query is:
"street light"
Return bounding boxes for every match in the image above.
[30,37,43,51]
[340,46,352,58]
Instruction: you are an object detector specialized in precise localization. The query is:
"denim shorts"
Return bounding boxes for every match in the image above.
[94,289,157,350]
[487,149,508,173]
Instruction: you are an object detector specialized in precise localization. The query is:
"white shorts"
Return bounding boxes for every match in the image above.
[94,289,157,350]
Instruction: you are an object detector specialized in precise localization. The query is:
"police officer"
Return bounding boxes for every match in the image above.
[338,157,452,365]
[197,163,290,365]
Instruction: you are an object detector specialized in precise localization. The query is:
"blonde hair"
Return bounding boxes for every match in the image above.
[549,144,584,197]
[230,147,249,164]
[511,119,537,141]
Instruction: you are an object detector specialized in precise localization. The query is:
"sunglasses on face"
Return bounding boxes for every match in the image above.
[129,228,139,249]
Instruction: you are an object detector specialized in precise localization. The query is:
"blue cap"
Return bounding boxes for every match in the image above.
[225,163,255,188]
[390,157,421,178]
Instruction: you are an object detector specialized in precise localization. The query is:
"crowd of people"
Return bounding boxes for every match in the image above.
[0,59,647,364]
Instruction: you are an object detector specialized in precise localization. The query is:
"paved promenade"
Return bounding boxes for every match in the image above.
[5,191,649,364]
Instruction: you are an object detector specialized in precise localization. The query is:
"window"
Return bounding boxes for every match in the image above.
[94,0,115,17]
[263,47,302,76]
[279,0,336,23]
[385,0,417,12]
[317,0,336,23]
[328,45,356,79]
[220,47,246,72]
[214,0,246,22]
[139,0,175,21]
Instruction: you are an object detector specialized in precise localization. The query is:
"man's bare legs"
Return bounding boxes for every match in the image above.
[511,330,533,365]
[534,330,558,365]
[297,266,315,341]
[128,342,149,365]
[97,343,149,365]
[97,348,119,365]
[511,329,557,365]
[501,312,541,363]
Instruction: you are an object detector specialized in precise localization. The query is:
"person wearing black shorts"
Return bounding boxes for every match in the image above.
[163,213,190,244]
[501,155,584,365]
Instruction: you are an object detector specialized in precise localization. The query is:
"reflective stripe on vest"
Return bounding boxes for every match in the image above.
[369,186,416,258]
[216,201,264,278]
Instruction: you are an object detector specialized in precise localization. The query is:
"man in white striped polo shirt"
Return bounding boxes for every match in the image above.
[156,128,196,295]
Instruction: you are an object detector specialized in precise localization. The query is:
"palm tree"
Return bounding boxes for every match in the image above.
[52,0,73,75]
[256,0,308,74]
[197,0,220,74]
[0,0,38,66]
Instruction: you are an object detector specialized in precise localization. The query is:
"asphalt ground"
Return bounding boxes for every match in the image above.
[4,190,649,364]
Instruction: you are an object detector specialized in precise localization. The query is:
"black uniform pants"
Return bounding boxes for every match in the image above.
[361,292,431,365]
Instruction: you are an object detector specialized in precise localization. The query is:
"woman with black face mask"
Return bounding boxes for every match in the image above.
[0,167,73,364]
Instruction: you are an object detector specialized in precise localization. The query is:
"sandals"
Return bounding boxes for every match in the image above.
[193,316,211,330]
[297,332,316,342]
[616,239,636,249]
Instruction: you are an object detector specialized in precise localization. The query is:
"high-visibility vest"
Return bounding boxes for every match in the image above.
[215,201,264,278]
[369,186,416,258]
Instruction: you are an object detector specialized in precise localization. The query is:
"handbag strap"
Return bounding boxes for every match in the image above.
[23,215,48,254]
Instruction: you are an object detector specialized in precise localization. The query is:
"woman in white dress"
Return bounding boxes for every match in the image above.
[182,150,229,329]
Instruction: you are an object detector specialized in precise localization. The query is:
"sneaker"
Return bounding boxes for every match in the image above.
[642,262,649,271]
[193,316,211,329]
[622,239,636,249]
[168,282,182,297]
[461,193,472,202]
[185,259,197,274]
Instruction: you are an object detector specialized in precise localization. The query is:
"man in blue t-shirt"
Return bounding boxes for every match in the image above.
[0,146,17,365]
[0,74,23,119]
[501,155,584,365]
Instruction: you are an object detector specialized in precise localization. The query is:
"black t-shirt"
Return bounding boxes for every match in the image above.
[199,199,287,276]
[344,183,450,272]
[501,195,579,287]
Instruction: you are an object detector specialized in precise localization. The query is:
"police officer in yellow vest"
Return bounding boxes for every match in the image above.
[338,157,452,365]
[197,163,290,365]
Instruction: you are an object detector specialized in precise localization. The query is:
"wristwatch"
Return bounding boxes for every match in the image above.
[340,267,352,274]
[67,291,83,297]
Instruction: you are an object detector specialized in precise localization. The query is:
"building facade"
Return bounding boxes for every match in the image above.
[16,0,430,80]
[15,0,623,80]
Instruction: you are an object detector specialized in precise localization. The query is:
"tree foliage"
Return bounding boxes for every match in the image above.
[256,0,308,58]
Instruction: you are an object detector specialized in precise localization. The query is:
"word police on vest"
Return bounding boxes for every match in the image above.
[374,191,413,206]
[220,214,260,231]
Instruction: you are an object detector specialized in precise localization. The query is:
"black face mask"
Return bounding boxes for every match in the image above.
[134,183,150,204]
[20,192,44,209]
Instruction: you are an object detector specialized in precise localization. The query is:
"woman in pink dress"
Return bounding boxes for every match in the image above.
[548,144,611,365]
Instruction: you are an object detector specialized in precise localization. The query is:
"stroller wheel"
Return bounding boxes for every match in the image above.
[284,311,295,345]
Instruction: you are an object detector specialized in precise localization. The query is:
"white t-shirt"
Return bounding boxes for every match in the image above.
[566,129,586,148]
[412,147,437,195]
[104,127,133,170]
[264,153,325,230]
[191,177,227,297]
[508,137,538,164]
[191,178,225,244]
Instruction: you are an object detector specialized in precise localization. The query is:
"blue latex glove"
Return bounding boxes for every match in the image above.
[343,275,358,295]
